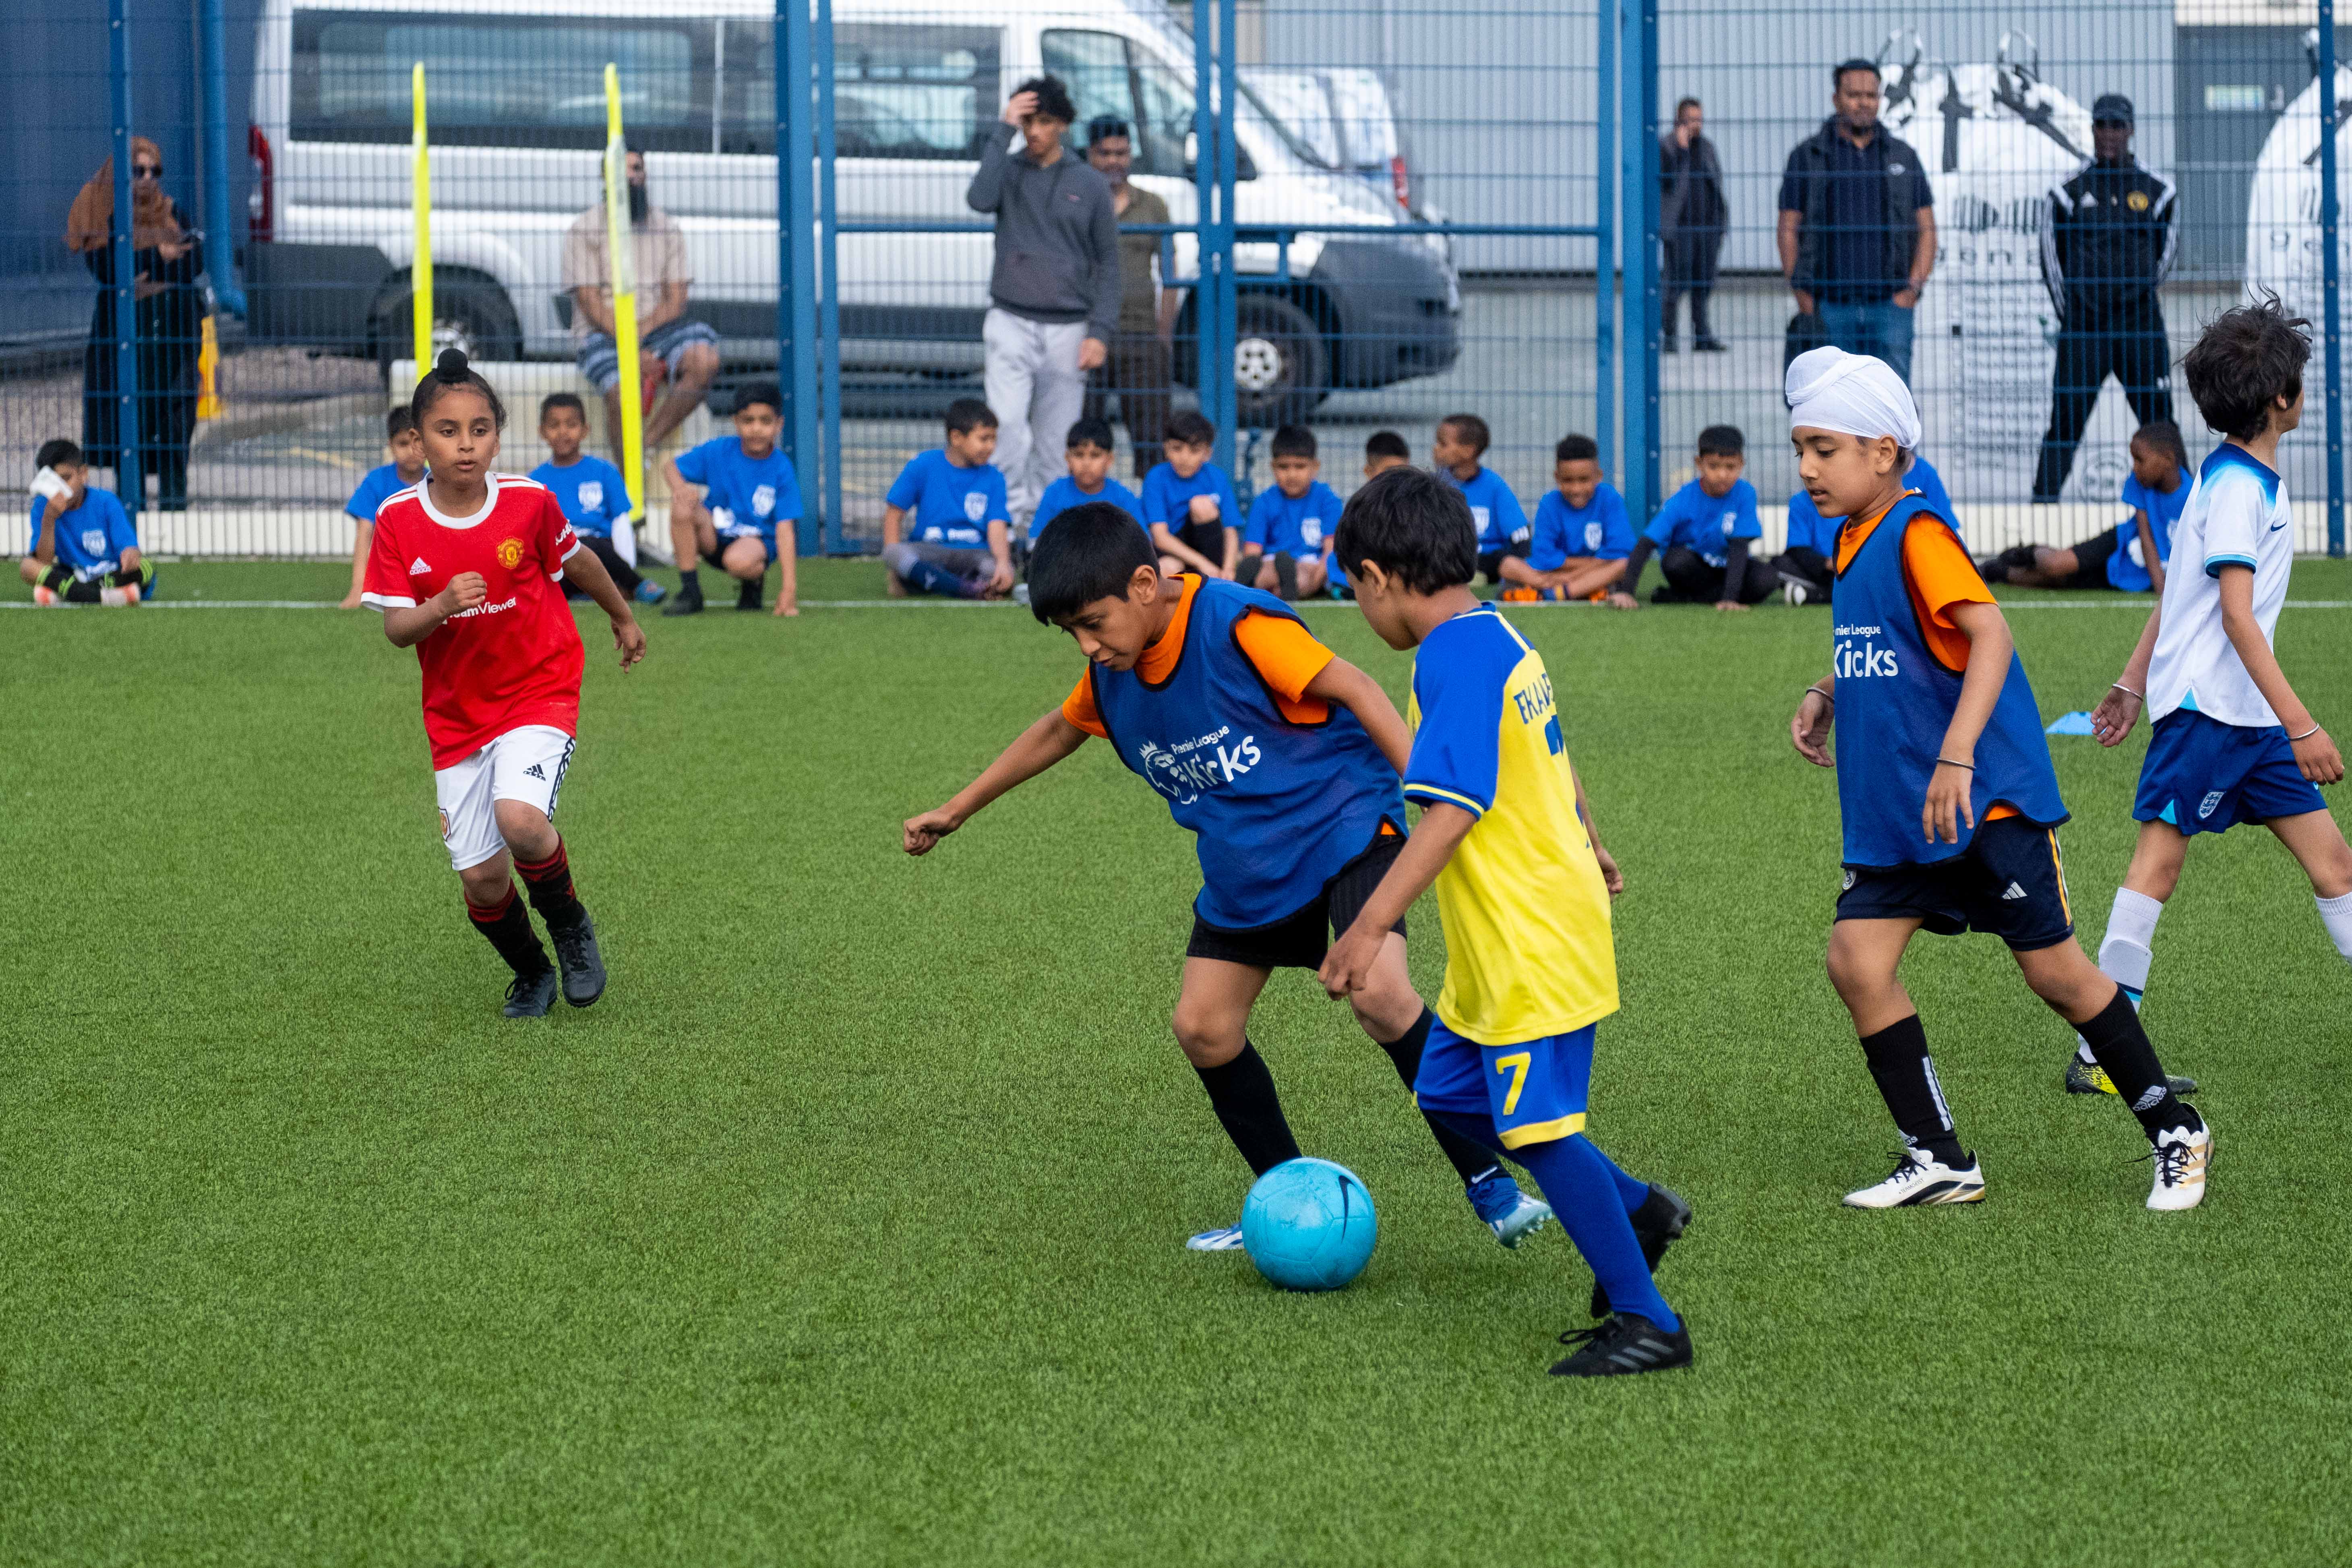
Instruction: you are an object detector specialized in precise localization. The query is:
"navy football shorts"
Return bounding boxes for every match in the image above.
[2134,708,2327,836]
[1835,815,2075,952]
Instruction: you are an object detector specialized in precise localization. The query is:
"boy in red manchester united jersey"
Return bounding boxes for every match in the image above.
[362,350,648,1017]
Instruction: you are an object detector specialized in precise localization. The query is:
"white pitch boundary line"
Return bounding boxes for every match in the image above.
[8,597,2352,612]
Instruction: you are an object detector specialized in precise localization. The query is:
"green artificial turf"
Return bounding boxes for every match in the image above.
[4,559,2349,1566]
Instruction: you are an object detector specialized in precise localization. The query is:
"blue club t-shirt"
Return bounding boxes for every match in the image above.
[345,462,420,523]
[1140,461,1241,536]
[1031,474,1144,541]
[2110,471,2189,592]
[529,454,633,539]
[887,449,1009,549]
[676,436,805,542]
[1440,466,1531,553]
[31,487,138,579]
[1243,481,1345,558]
[1529,483,1634,570]
[1643,478,1760,567]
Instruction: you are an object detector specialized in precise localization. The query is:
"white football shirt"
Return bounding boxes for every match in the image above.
[2146,445,2295,728]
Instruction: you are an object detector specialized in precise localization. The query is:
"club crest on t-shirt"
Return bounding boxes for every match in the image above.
[577,481,603,512]
[1301,519,1324,547]
[1720,511,1738,535]
[964,490,988,523]
[1470,506,1491,532]
[1584,521,1603,551]
[753,484,777,518]
[496,537,525,569]
[82,529,107,556]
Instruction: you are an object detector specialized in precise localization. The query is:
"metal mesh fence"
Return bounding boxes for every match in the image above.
[4,0,2346,571]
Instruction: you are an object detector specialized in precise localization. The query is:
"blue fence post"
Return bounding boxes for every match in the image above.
[198,0,244,316]
[109,0,143,520]
[1216,0,1239,463]
[1617,0,1659,521]
[2322,3,2346,559]
[816,0,843,554]
[776,0,819,557]
[1192,0,1228,472]
[1594,0,1616,481]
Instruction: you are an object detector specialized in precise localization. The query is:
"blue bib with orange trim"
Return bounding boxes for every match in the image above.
[1831,494,2067,867]
[1090,578,1404,928]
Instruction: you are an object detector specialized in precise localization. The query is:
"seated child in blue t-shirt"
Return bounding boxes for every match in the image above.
[1432,412,1531,585]
[339,407,426,608]
[1236,425,1345,600]
[1363,429,1411,480]
[1030,416,1145,565]
[1978,420,2189,594]
[882,397,1015,600]
[1615,425,1769,608]
[1141,410,1243,579]
[530,393,666,608]
[664,381,804,616]
[1504,433,1638,607]
[23,438,151,606]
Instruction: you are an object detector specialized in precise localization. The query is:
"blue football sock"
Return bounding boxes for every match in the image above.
[1582,1141,1652,1215]
[898,555,972,598]
[1514,1132,1679,1332]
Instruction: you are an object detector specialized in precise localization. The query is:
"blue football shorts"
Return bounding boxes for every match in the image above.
[1413,1017,1595,1150]
[2135,708,2327,836]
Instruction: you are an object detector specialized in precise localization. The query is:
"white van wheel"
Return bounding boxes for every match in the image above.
[1229,295,1329,426]
[1234,337,1284,393]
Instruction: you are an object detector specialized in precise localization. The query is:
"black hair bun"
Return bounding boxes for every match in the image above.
[435,348,471,379]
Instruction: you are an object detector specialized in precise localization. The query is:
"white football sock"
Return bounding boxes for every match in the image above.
[2077,889,2164,1062]
[2320,889,2352,961]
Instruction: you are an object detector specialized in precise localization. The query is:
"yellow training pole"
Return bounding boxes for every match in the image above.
[603,63,645,528]
[411,62,434,373]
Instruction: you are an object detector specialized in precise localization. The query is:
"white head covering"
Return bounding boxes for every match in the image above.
[1785,346,1922,450]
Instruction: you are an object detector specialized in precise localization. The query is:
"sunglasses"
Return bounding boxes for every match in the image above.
[132,163,162,177]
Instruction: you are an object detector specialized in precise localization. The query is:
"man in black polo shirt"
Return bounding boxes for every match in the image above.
[1777,59,1937,382]
[2031,94,2178,502]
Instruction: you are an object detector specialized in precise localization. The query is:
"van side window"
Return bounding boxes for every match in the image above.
[1042,31,1192,180]
[290,9,712,151]
[722,22,999,160]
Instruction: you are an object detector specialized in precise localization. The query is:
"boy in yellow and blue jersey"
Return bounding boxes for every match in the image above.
[1322,466,1694,1378]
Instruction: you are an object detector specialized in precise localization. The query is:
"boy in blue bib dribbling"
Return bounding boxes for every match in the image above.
[902,502,1553,1253]
[1783,348,2211,1213]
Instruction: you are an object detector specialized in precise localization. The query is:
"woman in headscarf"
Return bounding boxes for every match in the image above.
[66,136,206,511]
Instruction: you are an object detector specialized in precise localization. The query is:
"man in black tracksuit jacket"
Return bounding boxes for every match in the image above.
[2033,93,2177,501]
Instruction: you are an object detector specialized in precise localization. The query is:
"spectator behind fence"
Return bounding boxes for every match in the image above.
[339,408,426,608]
[1777,60,1936,383]
[1661,98,1728,353]
[968,77,1119,526]
[65,137,205,512]
[1081,116,1181,479]
[563,144,720,465]
[23,439,151,606]
[2032,95,2178,503]
[883,397,1016,600]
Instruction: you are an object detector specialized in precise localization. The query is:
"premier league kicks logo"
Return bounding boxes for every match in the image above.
[1135,728,1262,806]
[964,490,988,523]
[753,484,777,518]
[577,481,603,512]
[495,537,525,570]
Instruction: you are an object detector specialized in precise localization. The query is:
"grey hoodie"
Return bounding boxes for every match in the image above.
[966,130,1121,340]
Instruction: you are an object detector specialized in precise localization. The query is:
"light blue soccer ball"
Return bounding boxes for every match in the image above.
[1240,1157,1378,1291]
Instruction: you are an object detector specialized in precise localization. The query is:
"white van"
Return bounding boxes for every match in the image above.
[244,0,1462,422]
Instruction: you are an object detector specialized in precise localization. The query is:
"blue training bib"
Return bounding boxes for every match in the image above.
[1090,579,1405,928]
[1830,494,2067,867]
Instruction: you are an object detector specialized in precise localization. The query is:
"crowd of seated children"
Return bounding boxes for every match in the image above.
[1978,420,2189,595]
[339,408,427,608]
[23,439,150,606]
[1502,433,1638,607]
[1142,411,1242,579]
[881,397,1015,601]
[1236,425,1345,600]
[1030,417,1144,567]
[663,382,803,616]
[1432,412,1531,586]
[531,393,667,608]
[1615,424,1770,609]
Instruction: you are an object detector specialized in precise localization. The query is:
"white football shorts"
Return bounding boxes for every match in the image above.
[432,723,577,870]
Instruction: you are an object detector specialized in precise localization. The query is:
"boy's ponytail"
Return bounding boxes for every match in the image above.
[410,347,509,430]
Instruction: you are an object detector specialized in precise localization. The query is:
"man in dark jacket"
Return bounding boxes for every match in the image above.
[966,76,1120,525]
[1661,97,1728,352]
[1776,59,1937,382]
[2031,94,2177,501]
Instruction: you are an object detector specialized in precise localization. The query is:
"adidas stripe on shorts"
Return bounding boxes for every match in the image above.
[432,723,577,871]
[1833,815,2075,952]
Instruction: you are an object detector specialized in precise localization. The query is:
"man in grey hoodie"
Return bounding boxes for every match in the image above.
[966,76,1120,523]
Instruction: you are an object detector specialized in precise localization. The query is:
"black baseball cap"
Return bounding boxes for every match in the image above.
[2092,93,2134,127]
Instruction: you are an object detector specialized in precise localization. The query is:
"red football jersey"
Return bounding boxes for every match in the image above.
[361,473,586,768]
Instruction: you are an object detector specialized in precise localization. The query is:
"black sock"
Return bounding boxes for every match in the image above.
[62,577,104,603]
[1194,1041,1303,1176]
[736,577,762,608]
[468,885,550,976]
[514,838,587,933]
[2076,986,2201,1137]
[1375,1008,1504,1184]
[679,567,701,594]
[1272,553,1300,600]
[1859,1014,1965,1165]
